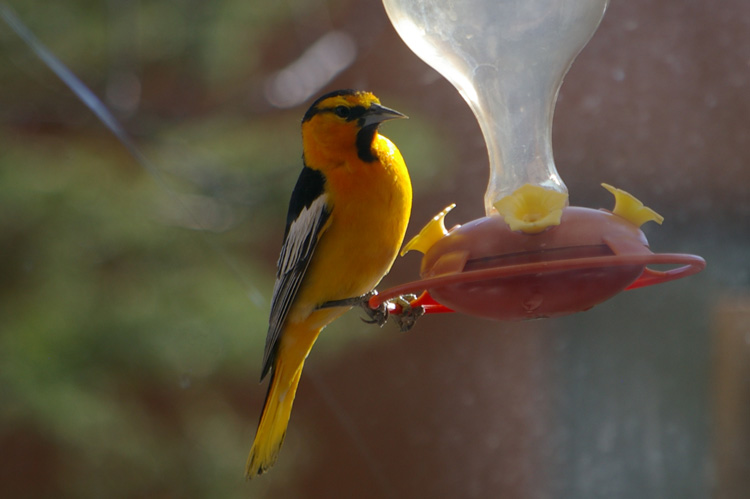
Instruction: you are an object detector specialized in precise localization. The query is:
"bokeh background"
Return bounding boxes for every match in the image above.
[1,0,748,497]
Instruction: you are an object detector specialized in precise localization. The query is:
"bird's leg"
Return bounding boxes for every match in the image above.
[317,296,365,309]
[317,291,389,327]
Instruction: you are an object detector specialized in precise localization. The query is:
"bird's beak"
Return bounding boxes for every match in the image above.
[362,103,408,128]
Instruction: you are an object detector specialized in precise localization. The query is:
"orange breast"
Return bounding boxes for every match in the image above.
[288,133,412,323]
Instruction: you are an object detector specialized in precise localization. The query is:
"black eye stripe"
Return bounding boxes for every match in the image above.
[325,105,367,122]
[301,103,371,123]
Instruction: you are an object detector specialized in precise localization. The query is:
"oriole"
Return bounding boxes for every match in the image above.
[246,89,412,477]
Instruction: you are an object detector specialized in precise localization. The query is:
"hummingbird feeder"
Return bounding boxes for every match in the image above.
[371,0,705,322]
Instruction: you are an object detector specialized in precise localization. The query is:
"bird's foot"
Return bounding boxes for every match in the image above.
[390,295,425,333]
[357,292,425,331]
[317,291,388,327]
[358,291,389,327]
[318,292,424,331]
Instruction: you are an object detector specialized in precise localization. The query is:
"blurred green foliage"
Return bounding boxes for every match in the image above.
[0,0,452,496]
[0,126,272,496]
[0,1,344,496]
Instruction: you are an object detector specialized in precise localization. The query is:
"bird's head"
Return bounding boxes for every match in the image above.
[301,89,406,164]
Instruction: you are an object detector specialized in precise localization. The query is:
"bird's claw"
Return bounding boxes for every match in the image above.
[390,295,424,333]
[320,291,424,331]
[359,291,389,327]
[359,293,425,332]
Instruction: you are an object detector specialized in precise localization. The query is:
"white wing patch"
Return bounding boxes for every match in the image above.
[276,194,329,278]
[261,194,330,379]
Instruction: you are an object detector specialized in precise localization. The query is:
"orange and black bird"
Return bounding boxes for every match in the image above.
[246,90,412,477]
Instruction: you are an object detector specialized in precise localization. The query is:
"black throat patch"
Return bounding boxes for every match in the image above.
[355,124,378,162]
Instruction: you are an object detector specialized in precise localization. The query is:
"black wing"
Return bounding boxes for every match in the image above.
[260,167,330,380]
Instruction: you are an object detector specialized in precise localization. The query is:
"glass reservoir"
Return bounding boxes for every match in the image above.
[382,0,609,214]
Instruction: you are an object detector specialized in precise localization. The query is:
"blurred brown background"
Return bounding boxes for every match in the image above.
[1,0,748,497]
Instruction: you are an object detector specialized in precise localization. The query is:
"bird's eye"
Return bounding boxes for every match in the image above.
[333,106,350,119]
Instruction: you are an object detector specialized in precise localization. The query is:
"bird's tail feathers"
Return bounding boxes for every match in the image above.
[246,352,304,478]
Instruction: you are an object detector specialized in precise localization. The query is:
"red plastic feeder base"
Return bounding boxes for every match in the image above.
[370,207,705,321]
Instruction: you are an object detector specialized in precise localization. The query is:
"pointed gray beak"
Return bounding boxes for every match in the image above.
[362,103,408,128]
